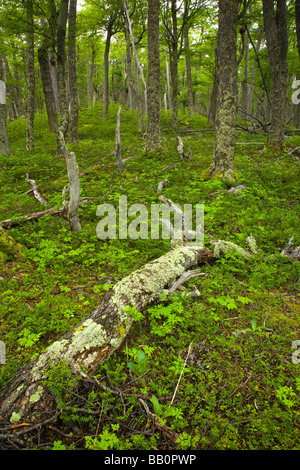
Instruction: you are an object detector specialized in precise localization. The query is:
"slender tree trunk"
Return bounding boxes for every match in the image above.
[184,26,194,118]
[0,55,11,156]
[145,0,161,151]
[103,24,113,120]
[241,32,249,114]
[208,47,218,126]
[68,0,79,143]
[26,0,35,149]
[202,0,239,184]
[38,44,58,133]
[170,0,178,129]
[247,26,264,115]
[124,21,133,109]
[262,0,288,148]
[2,56,17,121]
[56,0,69,148]
[165,51,172,110]
[296,0,300,61]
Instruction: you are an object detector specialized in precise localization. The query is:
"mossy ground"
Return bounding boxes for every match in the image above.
[0,104,299,450]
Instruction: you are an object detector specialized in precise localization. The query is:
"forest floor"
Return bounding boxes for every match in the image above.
[0,104,299,450]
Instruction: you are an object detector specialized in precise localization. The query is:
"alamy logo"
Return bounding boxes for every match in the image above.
[292,79,300,105]
[96,196,204,246]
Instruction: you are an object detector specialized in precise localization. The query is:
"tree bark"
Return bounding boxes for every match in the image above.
[296,0,300,61]
[68,0,79,143]
[103,23,113,120]
[124,20,133,109]
[184,26,194,118]
[262,0,288,148]
[0,55,11,157]
[38,44,58,133]
[26,0,35,150]
[58,131,81,232]
[56,0,69,148]
[170,0,179,129]
[165,51,172,110]
[115,106,124,174]
[208,47,218,126]
[145,0,161,151]
[203,0,239,184]
[0,245,213,423]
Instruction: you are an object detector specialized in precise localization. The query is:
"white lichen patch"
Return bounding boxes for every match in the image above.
[29,385,43,404]
[213,240,250,259]
[111,246,197,322]
[70,319,108,352]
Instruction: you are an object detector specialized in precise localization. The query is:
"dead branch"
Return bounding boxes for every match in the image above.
[138,398,181,443]
[25,174,48,206]
[157,179,169,192]
[58,132,81,232]
[0,207,65,229]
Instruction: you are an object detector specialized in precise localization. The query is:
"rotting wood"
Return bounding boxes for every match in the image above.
[58,131,81,232]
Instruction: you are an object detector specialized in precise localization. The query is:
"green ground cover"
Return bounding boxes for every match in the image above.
[0,104,299,449]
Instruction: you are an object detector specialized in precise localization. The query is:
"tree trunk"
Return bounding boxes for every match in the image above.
[56,0,69,148]
[103,24,113,120]
[165,51,172,110]
[0,56,11,157]
[145,0,161,151]
[58,131,81,232]
[170,0,179,129]
[262,0,288,148]
[124,21,133,109]
[68,0,79,143]
[203,0,239,184]
[184,26,194,118]
[0,245,213,424]
[38,44,58,133]
[2,55,17,121]
[208,47,218,126]
[247,25,264,116]
[241,32,249,114]
[296,0,300,61]
[26,0,35,150]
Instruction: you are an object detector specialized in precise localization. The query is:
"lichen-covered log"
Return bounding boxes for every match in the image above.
[0,245,214,424]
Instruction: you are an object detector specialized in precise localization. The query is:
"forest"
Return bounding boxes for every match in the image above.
[0,0,299,452]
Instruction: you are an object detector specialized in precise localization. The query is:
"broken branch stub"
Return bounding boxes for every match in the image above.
[58,131,81,232]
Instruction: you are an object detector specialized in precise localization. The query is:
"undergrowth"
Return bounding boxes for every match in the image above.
[0,103,299,450]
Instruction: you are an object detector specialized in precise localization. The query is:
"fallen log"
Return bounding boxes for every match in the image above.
[0,207,65,229]
[0,245,214,424]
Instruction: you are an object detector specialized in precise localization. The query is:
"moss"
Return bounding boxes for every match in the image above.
[0,227,26,264]
[201,166,237,185]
